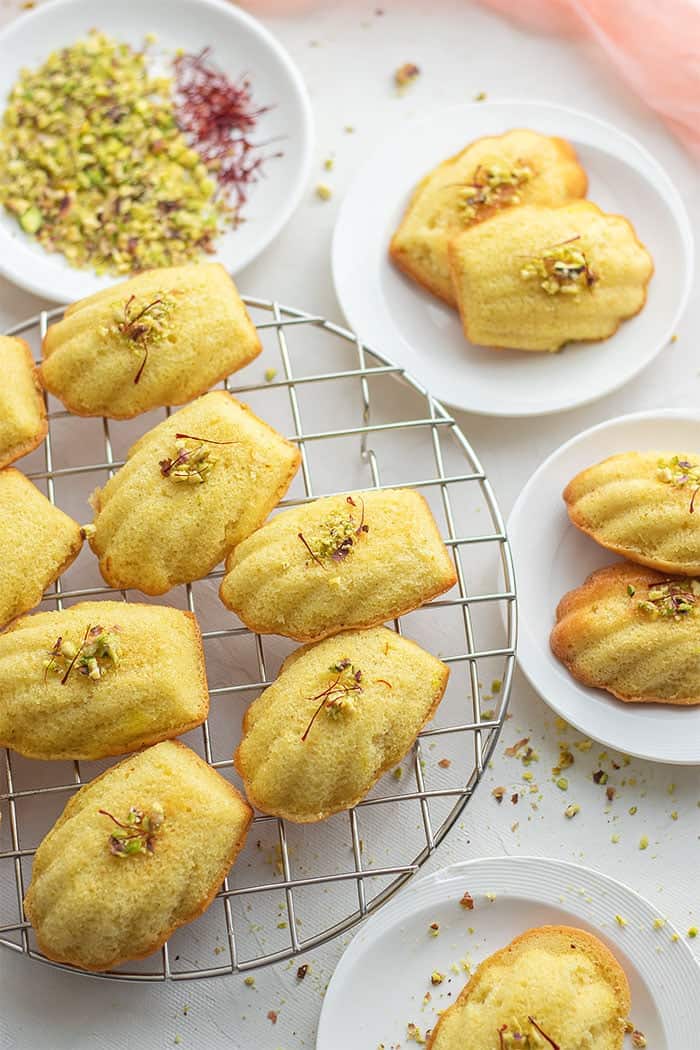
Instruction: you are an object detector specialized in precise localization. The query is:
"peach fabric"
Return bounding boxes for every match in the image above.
[473,0,700,161]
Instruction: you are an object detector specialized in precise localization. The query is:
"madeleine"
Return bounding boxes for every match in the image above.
[86,391,300,595]
[0,601,209,760]
[235,627,449,822]
[24,741,253,971]
[220,488,456,642]
[40,263,261,418]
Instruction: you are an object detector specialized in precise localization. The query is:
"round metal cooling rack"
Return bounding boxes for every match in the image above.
[1,297,517,981]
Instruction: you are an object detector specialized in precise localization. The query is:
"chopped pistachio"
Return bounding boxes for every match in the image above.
[459,890,474,910]
[491,679,502,693]
[323,157,334,171]
[614,914,627,927]
[556,777,569,791]
[458,159,533,220]
[316,182,332,201]
[428,921,440,936]
[264,367,277,383]
[656,455,700,513]
[0,31,224,274]
[244,976,255,987]
[564,802,580,819]
[611,833,620,844]
[631,1031,647,1048]
[671,810,679,820]
[637,575,700,618]
[430,971,444,985]
[100,802,164,857]
[301,659,363,741]
[159,435,216,484]
[44,623,120,684]
[298,495,368,567]
[520,236,597,296]
[689,926,698,938]
[474,91,487,101]
[629,806,638,815]
[639,836,649,850]
[652,917,666,929]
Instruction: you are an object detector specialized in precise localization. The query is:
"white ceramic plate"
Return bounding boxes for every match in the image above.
[317,856,700,1050]
[332,100,693,417]
[508,409,700,764]
[0,0,313,301]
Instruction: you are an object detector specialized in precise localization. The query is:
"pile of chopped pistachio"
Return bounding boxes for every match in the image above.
[0,30,224,274]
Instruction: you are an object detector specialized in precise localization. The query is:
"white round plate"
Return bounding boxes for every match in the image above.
[332,100,693,417]
[508,409,700,764]
[317,856,700,1050]
[0,0,313,301]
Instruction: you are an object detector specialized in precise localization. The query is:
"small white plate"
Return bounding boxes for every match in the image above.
[0,0,313,301]
[508,409,700,764]
[317,856,700,1050]
[332,100,693,417]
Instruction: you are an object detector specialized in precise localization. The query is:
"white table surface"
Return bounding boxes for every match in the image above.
[0,2,698,1048]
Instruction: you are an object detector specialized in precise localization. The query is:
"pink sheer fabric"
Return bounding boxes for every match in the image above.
[478,0,700,161]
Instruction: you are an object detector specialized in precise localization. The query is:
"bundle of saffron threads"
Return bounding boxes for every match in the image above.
[173,48,281,217]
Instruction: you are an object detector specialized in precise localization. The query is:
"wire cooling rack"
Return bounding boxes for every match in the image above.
[0,297,517,980]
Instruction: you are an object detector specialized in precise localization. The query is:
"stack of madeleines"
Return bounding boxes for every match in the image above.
[390,128,653,352]
[0,263,458,970]
[552,450,700,706]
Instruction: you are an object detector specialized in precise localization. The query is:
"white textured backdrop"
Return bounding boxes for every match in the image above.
[0,2,698,1048]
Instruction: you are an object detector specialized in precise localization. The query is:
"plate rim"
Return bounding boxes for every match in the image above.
[0,0,314,301]
[331,97,695,418]
[317,853,700,1050]
[507,406,700,764]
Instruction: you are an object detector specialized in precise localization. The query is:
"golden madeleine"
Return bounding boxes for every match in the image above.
[0,469,82,629]
[427,925,630,1050]
[0,336,47,468]
[390,129,586,305]
[449,201,653,351]
[220,489,456,642]
[0,601,209,759]
[24,741,252,971]
[564,451,700,574]
[551,563,700,705]
[235,627,449,822]
[86,391,300,595]
[40,263,261,418]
